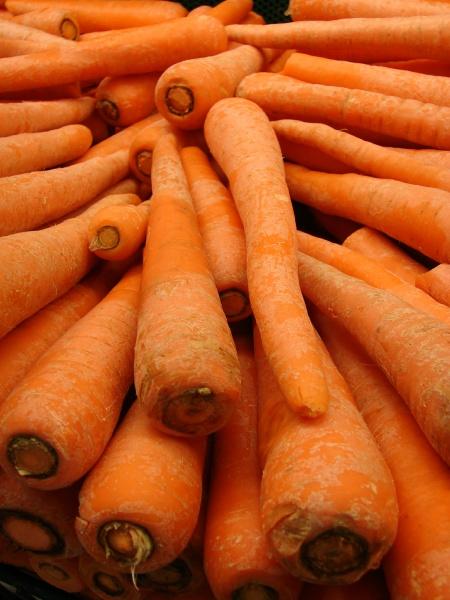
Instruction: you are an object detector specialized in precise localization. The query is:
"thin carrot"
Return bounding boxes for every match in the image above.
[128,118,173,181]
[296,251,450,466]
[13,8,79,39]
[285,163,450,263]
[0,96,95,137]
[82,112,112,145]
[343,227,427,284]
[0,124,92,178]
[95,74,159,128]
[154,44,264,130]
[0,471,81,557]
[273,119,450,192]
[237,73,450,149]
[64,190,141,223]
[207,0,253,25]
[204,334,302,600]
[76,401,206,573]
[279,138,354,174]
[376,58,450,76]
[205,97,329,417]
[254,326,398,583]
[6,0,188,31]
[78,554,139,600]
[301,571,389,600]
[135,133,241,436]
[88,201,150,261]
[242,10,265,25]
[0,81,81,100]
[0,15,72,45]
[30,555,84,593]
[180,146,250,323]
[390,146,450,170]
[0,15,228,94]
[314,312,450,600]
[266,49,295,72]
[416,264,450,307]
[288,0,450,20]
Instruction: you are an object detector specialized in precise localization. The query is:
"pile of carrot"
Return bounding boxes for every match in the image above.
[0,1,449,599]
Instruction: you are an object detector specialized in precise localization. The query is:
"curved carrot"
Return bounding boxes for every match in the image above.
[180,146,250,323]
[30,555,84,593]
[76,401,206,573]
[296,251,450,466]
[416,264,450,307]
[0,15,72,45]
[204,334,302,600]
[0,96,95,137]
[254,326,398,583]
[0,124,92,178]
[95,74,159,128]
[288,0,450,20]
[314,312,450,600]
[279,137,354,174]
[205,97,329,417]
[301,571,389,600]
[285,163,450,263]
[78,554,139,600]
[154,45,263,130]
[13,8,79,39]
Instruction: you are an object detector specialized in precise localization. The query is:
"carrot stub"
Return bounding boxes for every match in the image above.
[12,8,79,40]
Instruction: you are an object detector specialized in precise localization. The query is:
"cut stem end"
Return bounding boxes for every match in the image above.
[98,521,153,568]
[135,557,192,593]
[165,85,194,116]
[136,150,153,177]
[60,18,79,40]
[162,387,223,435]
[89,226,120,252]
[232,583,279,600]
[7,436,58,479]
[0,510,64,554]
[220,289,250,320]
[97,99,120,124]
[93,572,125,597]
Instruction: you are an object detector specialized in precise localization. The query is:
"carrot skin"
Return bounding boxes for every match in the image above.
[29,555,84,593]
[288,0,450,20]
[416,264,450,307]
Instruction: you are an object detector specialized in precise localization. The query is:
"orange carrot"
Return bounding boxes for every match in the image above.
[237,72,450,149]
[311,211,359,242]
[343,227,428,284]
[154,45,264,130]
[0,36,48,56]
[76,401,206,572]
[0,15,228,94]
[135,133,241,436]
[266,49,295,72]
[63,189,141,223]
[180,146,250,323]
[78,553,139,600]
[285,163,450,263]
[0,96,95,137]
[376,58,450,76]
[314,312,450,600]
[416,264,450,307]
[13,8,79,39]
[241,10,265,25]
[6,0,188,31]
[279,138,354,174]
[0,15,73,45]
[82,112,113,145]
[288,0,450,19]
[301,571,389,600]
[390,146,450,169]
[207,0,253,25]
[254,326,398,583]
[204,334,302,600]
[88,201,150,261]
[30,555,84,593]
[296,251,450,466]
[95,74,159,128]
[0,124,92,178]
[205,97,329,417]
[0,81,81,100]
[128,118,173,181]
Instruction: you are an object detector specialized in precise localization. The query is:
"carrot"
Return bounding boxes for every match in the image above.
[343,227,428,285]
[13,8,79,39]
[205,97,329,417]
[0,265,141,490]
[288,0,450,20]
[135,133,241,436]
[311,211,359,242]
[180,146,250,323]
[301,571,389,600]
[6,0,188,31]
[0,36,48,56]
[416,264,450,307]
[0,15,73,45]
[30,555,84,593]
[285,163,450,263]
[237,73,450,149]
[76,401,206,573]
[273,119,450,192]
[296,251,450,466]
[314,312,450,600]
[0,149,129,235]
[82,112,113,145]
[282,52,450,108]
[0,471,81,557]
[390,146,450,170]
[376,58,450,77]
[242,10,265,25]
[88,201,150,261]
[0,81,81,100]
[63,190,141,223]
[0,15,228,94]
[254,326,398,583]
[0,123,92,178]
[0,96,95,137]
[78,554,139,600]
[204,334,302,600]
[154,45,264,130]
[279,138,354,174]
[95,74,159,128]
[266,49,295,73]
[207,0,253,25]
[226,16,450,63]
[128,118,173,181]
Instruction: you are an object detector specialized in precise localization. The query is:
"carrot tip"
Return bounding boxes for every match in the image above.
[37,562,70,583]
[133,557,192,593]
[98,521,153,568]
[89,226,121,252]
[232,583,279,600]
[60,18,79,41]
[136,150,153,178]
[7,436,58,479]
[0,509,64,554]
[93,571,126,597]
[97,99,120,125]
[165,85,194,116]
[220,289,251,321]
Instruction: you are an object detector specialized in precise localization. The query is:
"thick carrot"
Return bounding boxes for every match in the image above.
[226,16,450,62]
[0,81,81,100]
[273,119,450,192]
[343,227,428,285]
[13,8,79,39]
[376,58,450,77]
[154,45,264,130]
[282,52,450,107]
[88,201,150,261]
[0,265,141,491]
[6,0,188,31]
[0,15,228,94]
[128,118,172,181]
[180,146,250,323]
[0,124,92,178]
[288,0,450,20]
[0,471,81,557]
[76,401,206,573]
[285,163,450,263]
[314,312,450,600]
[135,133,241,436]
[64,190,141,223]
[416,264,450,307]
[204,334,302,600]
[78,554,139,600]
[30,555,84,593]
[391,146,450,169]
[254,326,398,583]
[279,138,354,174]
[237,73,450,149]
[0,96,95,137]
[296,251,450,466]
[0,36,48,56]
[95,74,159,128]
[207,0,253,25]
[301,571,389,600]
[0,15,72,45]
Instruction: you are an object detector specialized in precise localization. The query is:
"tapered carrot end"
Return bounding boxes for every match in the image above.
[285,385,328,419]
[7,435,58,480]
